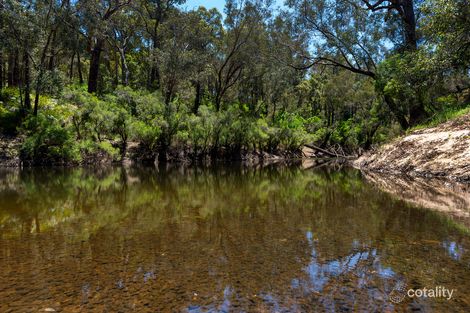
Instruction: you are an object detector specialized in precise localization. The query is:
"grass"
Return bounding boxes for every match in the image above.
[408,104,470,133]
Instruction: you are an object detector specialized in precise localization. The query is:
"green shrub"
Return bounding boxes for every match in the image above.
[186,106,217,154]
[275,112,311,151]
[20,115,79,164]
[0,107,22,135]
[78,140,120,161]
[63,87,132,146]
[249,118,271,151]
[130,120,161,152]
[0,88,23,135]
[0,88,19,104]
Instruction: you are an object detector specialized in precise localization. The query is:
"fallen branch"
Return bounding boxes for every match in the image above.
[304,143,356,159]
[304,143,339,158]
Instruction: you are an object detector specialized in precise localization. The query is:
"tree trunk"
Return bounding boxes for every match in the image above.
[409,100,427,126]
[147,30,160,90]
[0,51,3,89]
[8,51,20,87]
[384,94,409,129]
[87,38,104,93]
[7,53,13,86]
[364,123,380,150]
[69,52,75,80]
[48,31,57,71]
[119,48,129,86]
[33,29,54,116]
[77,50,83,84]
[148,65,160,90]
[157,144,168,163]
[165,85,173,105]
[112,52,119,87]
[193,81,201,113]
[215,85,223,112]
[23,50,31,112]
[13,51,20,86]
[402,0,417,51]
[402,0,428,126]
[215,96,221,112]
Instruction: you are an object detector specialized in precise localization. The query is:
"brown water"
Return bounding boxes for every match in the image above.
[0,164,469,312]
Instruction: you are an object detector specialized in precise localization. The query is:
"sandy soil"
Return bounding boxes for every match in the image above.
[354,113,470,182]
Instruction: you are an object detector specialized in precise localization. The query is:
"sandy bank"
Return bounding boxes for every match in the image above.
[354,113,470,182]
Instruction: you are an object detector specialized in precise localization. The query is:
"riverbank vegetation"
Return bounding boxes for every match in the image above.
[0,0,468,165]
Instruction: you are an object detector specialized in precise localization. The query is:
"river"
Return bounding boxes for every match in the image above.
[0,164,469,312]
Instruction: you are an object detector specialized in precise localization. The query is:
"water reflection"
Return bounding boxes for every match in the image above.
[0,164,469,312]
[442,240,465,261]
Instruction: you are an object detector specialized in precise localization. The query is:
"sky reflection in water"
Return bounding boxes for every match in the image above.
[0,165,469,312]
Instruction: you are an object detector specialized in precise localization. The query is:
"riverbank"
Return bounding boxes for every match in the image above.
[3,112,468,173]
[0,135,21,167]
[0,134,307,167]
[354,112,470,182]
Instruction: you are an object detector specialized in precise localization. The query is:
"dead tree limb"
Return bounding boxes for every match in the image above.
[304,143,338,158]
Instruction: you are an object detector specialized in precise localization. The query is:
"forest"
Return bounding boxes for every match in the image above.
[0,0,469,164]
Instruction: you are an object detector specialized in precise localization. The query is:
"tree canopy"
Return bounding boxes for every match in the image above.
[0,0,468,163]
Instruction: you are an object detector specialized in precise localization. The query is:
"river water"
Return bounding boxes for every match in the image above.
[0,164,469,312]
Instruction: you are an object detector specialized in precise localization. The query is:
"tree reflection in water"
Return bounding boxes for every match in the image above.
[0,164,469,312]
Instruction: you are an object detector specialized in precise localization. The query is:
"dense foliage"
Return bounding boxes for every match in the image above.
[0,0,468,163]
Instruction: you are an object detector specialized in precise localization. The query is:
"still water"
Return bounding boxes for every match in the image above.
[0,164,469,312]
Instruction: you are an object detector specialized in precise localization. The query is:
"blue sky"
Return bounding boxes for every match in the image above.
[183,0,226,12]
[182,0,285,14]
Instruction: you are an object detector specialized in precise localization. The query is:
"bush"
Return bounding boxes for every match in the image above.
[0,107,22,135]
[0,88,19,103]
[0,88,23,135]
[20,115,79,164]
[275,112,311,151]
[186,105,217,154]
[78,140,120,162]
[130,93,188,158]
[130,120,161,152]
[63,87,132,147]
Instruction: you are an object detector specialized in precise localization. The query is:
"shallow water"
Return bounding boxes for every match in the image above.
[0,164,469,312]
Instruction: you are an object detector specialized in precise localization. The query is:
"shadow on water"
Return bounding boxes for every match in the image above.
[0,163,469,312]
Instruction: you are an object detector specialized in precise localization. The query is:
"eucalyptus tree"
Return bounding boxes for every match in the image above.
[232,1,272,112]
[0,0,4,89]
[360,0,418,51]
[135,0,186,90]
[154,8,220,107]
[187,7,223,113]
[287,0,427,128]
[421,0,470,72]
[64,32,86,84]
[210,0,262,111]
[31,0,72,115]
[157,10,194,104]
[107,6,142,86]
[2,0,38,111]
[260,12,310,119]
[4,0,71,115]
[75,0,131,93]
